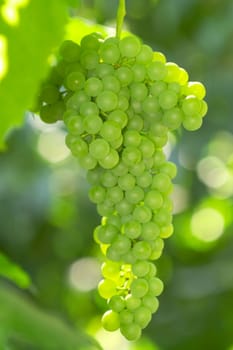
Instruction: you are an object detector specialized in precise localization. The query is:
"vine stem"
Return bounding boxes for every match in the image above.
[116,0,126,39]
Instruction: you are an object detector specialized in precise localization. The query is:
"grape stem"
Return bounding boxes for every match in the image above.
[116,0,126,39]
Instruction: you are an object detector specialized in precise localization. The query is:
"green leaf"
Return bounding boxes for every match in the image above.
[65,17,108,43]
[0,283,102,350]
[0,0,68,149]
[0,252,31,289]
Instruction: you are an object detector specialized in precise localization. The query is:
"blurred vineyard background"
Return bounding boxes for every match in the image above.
[0,0,233,349]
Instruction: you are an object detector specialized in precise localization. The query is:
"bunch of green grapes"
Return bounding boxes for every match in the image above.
[38,32,207,341]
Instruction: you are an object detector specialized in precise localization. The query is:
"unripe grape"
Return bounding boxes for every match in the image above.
[102,310,120,331]
[39,33,207,341]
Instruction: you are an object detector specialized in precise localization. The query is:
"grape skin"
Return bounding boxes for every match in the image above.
[38,32,208,341]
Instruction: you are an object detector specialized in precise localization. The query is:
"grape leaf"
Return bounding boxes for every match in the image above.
[0,283,102,350]
[0,252,31,288]
[0,0,68,149]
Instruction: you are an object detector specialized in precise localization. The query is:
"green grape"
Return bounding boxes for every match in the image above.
[153,51,166,63]
[122,146,142,165]
[134,306,152,328]
[142,295,159,313]
[129,162,145,176]
[66,71,85,91]
[98,279,117,299]
[120,323,141,341]
[88,185,106,204]
[185,81,206,99]
[102,75,121,93]
[117,95,129,111]
[147,277,164,296]
[86,170,101,186]
[132,241,152,260]
[116,66,133,86]
[84,77,103,96]
[108,110,128,128]
[154,208,172,227]
[107,186,124,203]
[65,114,84,135]
[127,114,144,131]
[120,309,134,324]
[100,41,121,64]
[142,96,160,115]
[147,61,167,81]
[150,81,167,97]
[101,171,117,187]
[139,137,155,158]
[136,172,152,188]
[125,186,144,204]
[115,198,133,216]
[199,100,208,117]
[79,153,97,170]
[183,115,203,131]
[103,214,122,228]
[136,44,153,64]
[132,63,146,82]
[83,114,103,134]
[132,261,150,277]
[144,190,163,210]
[89,138,110,160]
[158,89,178,109]
[123,220,141,239]
[160,224,173,238]
[59,40,80,62]
[182,95,201,116]
[111,235,131,255]
[96,91,118,112]
[80,49,99,69]
[96,63,114,78]
[102,310,120,331]
[40,101,65,123]
[101,261,121,279]
[97,224,118,244]
[69,137,88,157]
[110,135,123,149]
[130,82,148,101]
[152,173,172,193]
[163,107,184,130]
[118,173,136,191]
[100,121,121,142]
[40,84,60,104]
[149,238,164,260]
[131,278,149,298]
[119,35,141,58]
[99,148,119,169]
[112,161,128,176]
[80,101,99,117]
[66,90,90,110]
[108,295,125,312]
[80,33,101,50]
[164,62,181,82]
[106,245,122,261]
[140,221,160,241]
[39,32,208,341]
[125,295,141,311]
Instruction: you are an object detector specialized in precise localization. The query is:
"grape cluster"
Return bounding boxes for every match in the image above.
[38,33,207,340]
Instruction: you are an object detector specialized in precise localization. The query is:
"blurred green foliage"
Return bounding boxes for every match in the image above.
[0,0,233,349]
